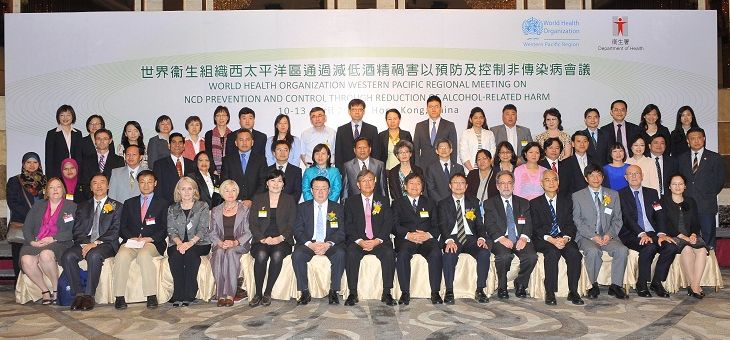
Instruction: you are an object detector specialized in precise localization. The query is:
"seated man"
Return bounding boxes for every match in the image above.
[393,173,443,305]
[438,173,491,304]
[344,170,396,306]
[112,170,169,309]
[618,165,679,297]
[61,173,122,311]
[485,170,538,299]
[572,164,629,299]
[426,138,465,202]
[529,170,584,305]
[292,176,346,305]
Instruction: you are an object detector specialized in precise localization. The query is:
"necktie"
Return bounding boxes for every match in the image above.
[591,131,597,147]
[240,153,248,175]
[91,200,101,242]
[593,191,603,235]
[361,161,367,171]
[506,200,517,243]
[278,165,283,171]
[692,152,699,174]
[655,157,663,195]
[314,204,325,242]
[549,199,560,237]
[551,161,557,173]
[175,158,183,177]
[141,195,149,222]
[616,124,623,146]
[412,198,418,213]
[99,154,106,172]
[456,199,467,245]
[634,190,646,231]
[129,170,135,189]
[443,163,450,179]
[430,121,437,146]
[364,198,373,239]
[354,124,360,139]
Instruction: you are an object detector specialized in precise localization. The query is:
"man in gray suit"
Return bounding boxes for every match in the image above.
[572,164,629,300]
[413,95,458,169]
[490,104,533,156]
[342,137,387,199]
[108,145,147,203]
[425,139,465,202]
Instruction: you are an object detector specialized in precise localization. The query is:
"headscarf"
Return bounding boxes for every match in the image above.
[60,158,79,195]
[19,152,46,197]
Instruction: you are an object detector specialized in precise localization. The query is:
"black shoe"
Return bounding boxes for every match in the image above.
[608,284,628,299]
[181,301,190,307]
[328,290,339,305]
[262,294,272,306]
[381,292,396,306]
[70,296,84,310]
[249,294,262,307]
[650,282,670,298]
[114,296,127,310]
[297,290,312,305]
[475,289,489,303]
[636,283,652,298]
[81,295,95,311]
[430,292,443,304]
[344,292,359,306]
[398,292,410,305]
[545,291,557,305]
[444,290,455,304]
[587,283,600,299]
[497,288,509,299]
[146,295,158,308]
[687,287,703,299]
[567,291,585,305]
[515,284,527,298]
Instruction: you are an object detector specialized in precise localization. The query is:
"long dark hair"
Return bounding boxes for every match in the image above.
[311,144,332,168]
[272,114,294,146]
[467,107,487,129]
[121,121,146,154]
[639,104,662,131]
[495,141,517,167]
[673,106,699,132]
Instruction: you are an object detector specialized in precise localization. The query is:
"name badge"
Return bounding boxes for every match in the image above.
[65,194,74,200]
[517,216,526,224]
[258,210,268,218]
[604,208,613,215]
[186,221,193,230]
[520,140,528,146]
[652,203,662,211]
[330,222,339,229]
[63,213,74,223]
[420,211,429,218]
[145,217,156,225]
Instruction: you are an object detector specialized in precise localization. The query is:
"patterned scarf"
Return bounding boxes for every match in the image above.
[211,127,231,170]
[19,152,46,197]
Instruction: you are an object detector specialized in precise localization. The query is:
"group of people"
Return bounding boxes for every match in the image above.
[7,96,724,309]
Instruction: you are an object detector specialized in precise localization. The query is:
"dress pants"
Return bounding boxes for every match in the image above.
[112,243,160,297]
[61,243,116,296]
[211,243,247,299]
[698,213,717,248]
[492,240,537,290]
[251,242,292,296]
[346,242,395,291]
[396,239,443,293]
[577,237,628,285]
[623,234,679,284]
[442,236,491,290]
[168,244,211,302]
[535,239,582,293]
[292,244,345,292]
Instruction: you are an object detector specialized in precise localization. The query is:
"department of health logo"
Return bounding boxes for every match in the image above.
[612,16,628,36]
[522,17,543,36]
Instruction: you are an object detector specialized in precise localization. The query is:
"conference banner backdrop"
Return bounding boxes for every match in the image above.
[5,10,717,169]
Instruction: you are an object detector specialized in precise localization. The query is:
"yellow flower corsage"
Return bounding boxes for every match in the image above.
[603,194,611,206]
[102,202,114,214]
[372,201,382,215]
[465,208,476,221]
[327,212,337,221]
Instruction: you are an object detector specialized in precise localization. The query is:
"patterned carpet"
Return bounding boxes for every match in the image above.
[1,273,729,339]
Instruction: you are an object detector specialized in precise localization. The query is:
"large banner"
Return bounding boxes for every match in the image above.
[5,10,717,169]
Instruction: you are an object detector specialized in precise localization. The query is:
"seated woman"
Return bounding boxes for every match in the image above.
[386,140,423,199]
[602,143,629,191]
[60,158,86,203]
[466,149,498,206]
[512,142,548,200]
[494,141,517,173]
[210,180,252,307]
[301,144,342,202]
[248,169,296,307]
[19,177,77,304]
[188,151,222,209]
[626,136,659,191]
[167,177,211,307]
[659,174,708,299]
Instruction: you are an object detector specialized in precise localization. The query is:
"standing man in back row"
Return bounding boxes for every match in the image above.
[490,104,533,158]
[335,99,380,173]
[413,95,458,170]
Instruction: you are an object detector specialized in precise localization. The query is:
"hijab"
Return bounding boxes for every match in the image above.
[19,152,46,197]
[60,158,79,195]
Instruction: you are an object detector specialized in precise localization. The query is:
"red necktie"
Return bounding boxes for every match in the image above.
[175,158,183,177]
[551,161,558,173]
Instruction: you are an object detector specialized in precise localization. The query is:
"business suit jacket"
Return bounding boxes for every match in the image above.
[465,169,498,201]
[584,128,604,161]
[677,148,725,214]
[209,203,252,253]
[571,187,622,241]
[187,170,223,209]
[224,128,267,160]
[7,175,38,224]
[220,151,268,201]
[490,124,533,156]
[618,186,665,242]
[640,125,672,155]
[376,129,413,165]
[413,118,458,169]
[392,195,439,249]
[334,122,380,171]
[341,157,388,199]
[22,200,77,245]
[108,165,148,203]
[120,195,169,256]
[653,154,678,196]
[530,195,577,250]
[558,154,598,194]
[425,161,464,202]
[293,200,345,245]
[268,163,302,202]
[153,156,195,203]
[81,135,115,166]
[670,129,690,157]
[344,193,393,247]
[72,198,122,251]
[658,195,701,237]
[596,121,641,164]
[484,195,532,242]
[249,192,296,246]
[387,164,424,199]
[45,127,83,179]
[146,135,170,171]
[81,151,124,185]
[167,200,211,245]
[438,195,487,246]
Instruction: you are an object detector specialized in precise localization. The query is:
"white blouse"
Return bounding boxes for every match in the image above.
[459,128,496,166]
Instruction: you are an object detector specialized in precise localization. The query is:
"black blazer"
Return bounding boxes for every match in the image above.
[392,195,439,249]
[81,135,116,165]
[6,175,38,223]
[640,124,671,156]
[249,192,296,246]
[584,128,604,161]
[45,128,83,179]
[334,122,380,172]
[558,154,598,194]
[465,168,498,202]
[376,129,413,165]
[344,193,393,247]
[72,198,122,251]
[268,163,302,202]
[224,128,267,160]
[152,156,196,203]
[653,154,678,196]
[81,151,124,186]
[658,195,701,237]
[120,194,169,256]
[529,194,577,249]
[677,148,725,214]
[596,121,641,164]
[484,195,532,242]
[220,151,268,201]
[670,129,690,157]
[437,195,487,246]
[387,164,424,199]
[618,186,665,242]
[293,200,345,245]
[62,178,88,203]
[187,170,223,209]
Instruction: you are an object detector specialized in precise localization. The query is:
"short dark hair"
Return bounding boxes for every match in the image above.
[311,175,330,189]
[193,151,209,165]
[266,169,286,186]
[238,107,255,119]
[609,143,627,162]
[310,107,325,115]
[475,149,492,162]
[385,108,401,120]
[427,95,441,105]
[155,115,173,133]
[124,144,142,156]
[610,99,627,111]
[584,108,600,119]
[56,105,76,124]
[213,106,230,125]
[435,138,452,149]
[356,169,375,182]
[686,126,705,138]
[354,136,371,148]
[348,98,366,109]
[502,104,517,113]
[94,128,112,140]
[85,114,105,132]
[583,163,604,178]
[543,137,563,153]
[311,144,332,167]
[521,142,544,162]
[235,128,253,139]
[137,169,156,181]
[271,139,291,153]
[648,134,666,144]
[572,130,591,142]
[169,132,184,143]
[90,172,109,184]
[449,172,467,182]
[185,115,202,131]
[404,172,423,186]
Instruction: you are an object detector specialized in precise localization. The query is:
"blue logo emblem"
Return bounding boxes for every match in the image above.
[522,17,543,36]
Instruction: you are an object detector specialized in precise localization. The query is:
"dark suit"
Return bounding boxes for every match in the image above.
[249,192,296,295]
[344,194,395,291]
[584,128,603,161]
[618,187,678,285]
[268,163,302,202]
[334,122,380,172]
[45,128,83,179]
[413,118,458,169]
[677,148,725,247]
[438,195,491,290]
[465,169,498,202]
[81,151,124,186]
[651,154,678,197]
[392,195,442,293]
[387,164,423,199]
[558,154,598,194]
[658,195,702,238]
[425,161,465,202]
[670,129,689,157]
[377,129,413,165]
[640,125,672,156]
[292,200,346,292]
[120,194,169,256]
[597,121,641,164]
[61,197,122,296]
[224,128,267,159]
[80,135,115,167]
[484,195,537,290]
[220,151,268,201]
[153,156,195,203]
[530,195,582,293]
[187,170,223,209]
